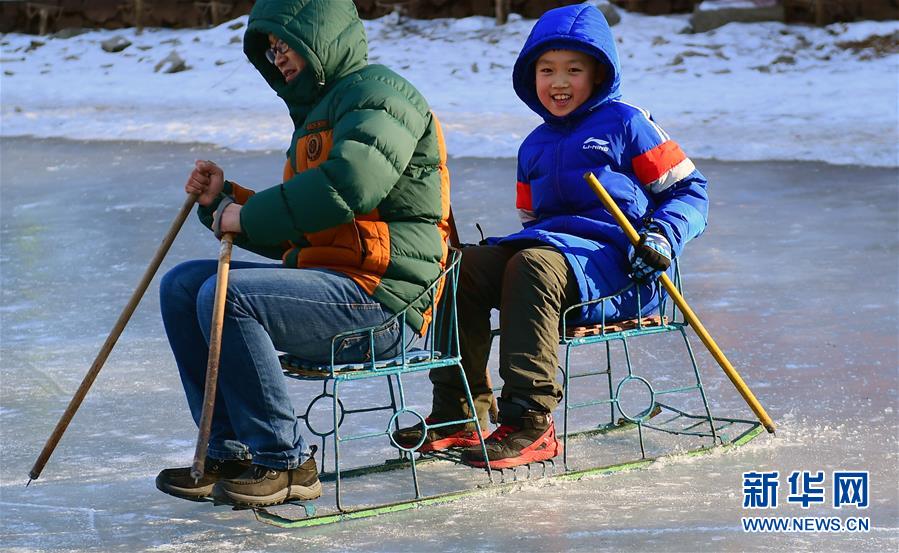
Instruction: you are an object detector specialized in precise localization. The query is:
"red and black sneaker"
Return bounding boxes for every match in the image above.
[391,417,489,453]
[460,410,562,469]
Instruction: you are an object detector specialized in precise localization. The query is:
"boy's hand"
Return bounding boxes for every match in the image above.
[628,230,671,282]
[185,160,225,207]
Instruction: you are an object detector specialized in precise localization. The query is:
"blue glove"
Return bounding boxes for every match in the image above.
[628,229,672,282]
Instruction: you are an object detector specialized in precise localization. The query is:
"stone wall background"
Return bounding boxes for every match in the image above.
[4,0,580,33]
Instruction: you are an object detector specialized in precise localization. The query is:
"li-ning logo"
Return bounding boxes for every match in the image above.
[583,137,610,152]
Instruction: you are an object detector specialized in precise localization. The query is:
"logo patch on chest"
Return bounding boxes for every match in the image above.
[306,133,323,162]
[583,137,610,152]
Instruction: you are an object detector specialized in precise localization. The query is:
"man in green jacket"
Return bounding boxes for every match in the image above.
[155,0,452,508]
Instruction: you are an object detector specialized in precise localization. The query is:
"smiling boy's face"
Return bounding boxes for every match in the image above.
[268,33,306,83]
[535,49,605,117]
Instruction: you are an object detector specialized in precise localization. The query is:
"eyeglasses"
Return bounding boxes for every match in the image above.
[265,40,290,64]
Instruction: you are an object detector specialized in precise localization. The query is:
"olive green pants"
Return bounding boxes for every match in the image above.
[430,244,578,427]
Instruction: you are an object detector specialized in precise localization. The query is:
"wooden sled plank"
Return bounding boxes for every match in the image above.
[566,315,668,338]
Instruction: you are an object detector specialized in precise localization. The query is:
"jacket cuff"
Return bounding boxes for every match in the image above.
[647,219,681,257]
[197,192,229,229]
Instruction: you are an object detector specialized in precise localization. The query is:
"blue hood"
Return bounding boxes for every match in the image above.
[512,3,621,124]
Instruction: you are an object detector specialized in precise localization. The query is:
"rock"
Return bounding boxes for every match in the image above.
[689,5,785,33]
[53,28,89,39]
[228,21,245,30]
[671,50,709,65]
[837,31,899,58]
[154,50,189,73]
[229,35,241,44]
[25,40,45,52]
[772,54,796,65]
[598,2,621,26]
[101,36,132,53]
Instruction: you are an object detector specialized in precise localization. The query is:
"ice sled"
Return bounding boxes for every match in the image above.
[236,246,764,528]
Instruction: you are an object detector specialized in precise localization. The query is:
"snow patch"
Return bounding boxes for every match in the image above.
[1,9,897,166]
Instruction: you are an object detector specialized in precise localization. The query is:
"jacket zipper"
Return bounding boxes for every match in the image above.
[554,130,563,208]
[554,122,573,211]
[354,220,367,262]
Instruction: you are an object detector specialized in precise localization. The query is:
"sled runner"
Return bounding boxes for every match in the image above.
[253,418,762,528]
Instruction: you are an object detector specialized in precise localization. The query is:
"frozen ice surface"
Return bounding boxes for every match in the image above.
[1,138,897,551]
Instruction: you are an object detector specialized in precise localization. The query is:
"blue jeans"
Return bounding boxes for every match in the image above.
[159,259,403,470]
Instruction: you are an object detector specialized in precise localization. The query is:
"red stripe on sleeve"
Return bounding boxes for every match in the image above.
[516,181,533,211]
[632,140,686,186]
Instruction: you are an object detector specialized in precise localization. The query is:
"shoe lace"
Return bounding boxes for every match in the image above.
[251,465,273,479]
[488,424,519,443]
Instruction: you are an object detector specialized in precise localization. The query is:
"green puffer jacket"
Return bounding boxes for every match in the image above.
[199,0,452,333]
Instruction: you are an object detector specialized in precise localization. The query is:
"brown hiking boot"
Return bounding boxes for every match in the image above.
[155,457,251,501]
[391,417,489,452]
[212,454,322,507]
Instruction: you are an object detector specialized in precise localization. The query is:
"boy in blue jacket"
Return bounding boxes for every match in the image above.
[395,3,709,468]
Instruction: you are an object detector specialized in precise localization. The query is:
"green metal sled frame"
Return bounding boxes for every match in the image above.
[253,414,763,528]
[247,248,770,528]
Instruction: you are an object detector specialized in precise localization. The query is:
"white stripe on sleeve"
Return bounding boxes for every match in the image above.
[618,100,670,142]
[648,157,696,194]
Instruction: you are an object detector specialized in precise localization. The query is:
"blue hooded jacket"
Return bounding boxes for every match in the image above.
[493,3,709,324]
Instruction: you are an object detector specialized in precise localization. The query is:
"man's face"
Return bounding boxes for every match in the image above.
[535,49,605,117]
[268,34,306,83]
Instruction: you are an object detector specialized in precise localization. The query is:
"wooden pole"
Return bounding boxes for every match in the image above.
[190,233,235,480]
[583,172,776,433]
[28,194,199,483]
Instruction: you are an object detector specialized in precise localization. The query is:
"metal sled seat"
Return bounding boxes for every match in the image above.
[556,260,725,470]
[486,260,726,471]
[280,248,492,510]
